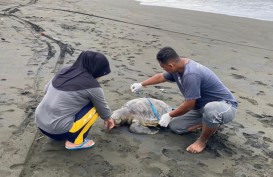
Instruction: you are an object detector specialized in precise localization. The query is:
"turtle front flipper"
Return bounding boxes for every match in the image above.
[129,120,159,135]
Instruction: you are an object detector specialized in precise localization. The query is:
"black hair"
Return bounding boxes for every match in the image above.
[156,47,179,64]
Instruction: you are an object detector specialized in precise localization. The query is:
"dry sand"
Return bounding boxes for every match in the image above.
[0,0,273,176]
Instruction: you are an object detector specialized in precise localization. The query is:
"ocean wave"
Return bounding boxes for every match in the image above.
[135,0,273,21]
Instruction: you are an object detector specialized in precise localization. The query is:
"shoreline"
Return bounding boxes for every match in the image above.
[135,1,273,22]
[0,0,273,176]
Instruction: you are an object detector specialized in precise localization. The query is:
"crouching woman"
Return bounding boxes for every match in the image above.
[35,51,114,150]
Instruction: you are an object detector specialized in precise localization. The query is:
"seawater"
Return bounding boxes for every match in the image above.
[135,0,273,21]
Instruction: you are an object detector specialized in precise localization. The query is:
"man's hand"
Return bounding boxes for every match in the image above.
[159,113,172,127]
[104,118,115,130]
[131,83,142,93]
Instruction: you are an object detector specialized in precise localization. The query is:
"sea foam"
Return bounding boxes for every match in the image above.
[135,0,273,21]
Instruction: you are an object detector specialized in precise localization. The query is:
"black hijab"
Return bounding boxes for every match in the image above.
[52,51,111,91]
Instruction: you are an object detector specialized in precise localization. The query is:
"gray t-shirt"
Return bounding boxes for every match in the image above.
[164,59,238,109]
[35,82,112,134]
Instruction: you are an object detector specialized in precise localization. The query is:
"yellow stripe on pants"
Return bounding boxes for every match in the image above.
[69,107,99,145]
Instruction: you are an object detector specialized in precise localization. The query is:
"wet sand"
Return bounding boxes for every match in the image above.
[0,0,273,176]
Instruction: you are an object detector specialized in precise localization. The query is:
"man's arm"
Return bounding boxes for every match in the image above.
[131,73,167,92]
[159,99,196,127]
[169,99,196,118]
[141,73,167,86]
[169,73,201,117]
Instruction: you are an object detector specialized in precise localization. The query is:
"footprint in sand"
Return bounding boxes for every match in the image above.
[263,136,273,143]
[125,77,138,81]
[9,163,24,170]
[231,73,246,79]
[101,80,110,87]
[20,90,31,95]
[246,110,273,128]
[254,81,267,86]
[118,73,125,76]
[27,70,34,76]
[162,148,184,161]
[242,132,265,149]
[110,90,123,96]
[206,133,237,157]
[8,124,18,129]
[222,122,244,136]
[256,91,265,96]
[239,96,258,105]
[262,151,273,159]
[4,109,15,112]
[259,114,273,128]
[245,110,263,118]
[139,152,160,164]
[223,154,271,176]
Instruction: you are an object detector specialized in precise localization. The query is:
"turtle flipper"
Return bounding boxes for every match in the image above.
[129,121,159,135]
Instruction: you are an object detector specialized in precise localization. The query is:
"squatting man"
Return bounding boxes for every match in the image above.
[131,47,238,153]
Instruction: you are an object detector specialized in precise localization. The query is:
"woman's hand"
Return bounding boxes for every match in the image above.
[104,118,115,130]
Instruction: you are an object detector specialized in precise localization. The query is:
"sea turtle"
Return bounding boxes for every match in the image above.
[112,98,172,134]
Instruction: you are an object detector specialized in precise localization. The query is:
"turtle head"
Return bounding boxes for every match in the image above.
[111,107,131,126]
[111,111,121,126]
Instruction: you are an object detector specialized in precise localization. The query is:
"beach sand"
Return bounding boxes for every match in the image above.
[0,0,273,176]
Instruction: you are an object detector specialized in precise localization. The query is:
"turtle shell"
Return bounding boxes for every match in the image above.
[122,98,172,126]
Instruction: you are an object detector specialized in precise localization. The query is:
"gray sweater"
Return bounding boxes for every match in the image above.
[35,82,112,134]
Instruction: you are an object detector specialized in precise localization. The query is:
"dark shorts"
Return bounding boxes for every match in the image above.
[38,102,96,143]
